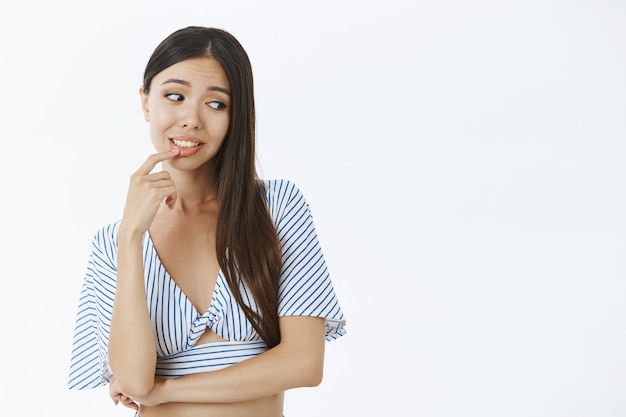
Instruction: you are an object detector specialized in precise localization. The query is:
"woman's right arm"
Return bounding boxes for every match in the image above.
[108,149,179,398]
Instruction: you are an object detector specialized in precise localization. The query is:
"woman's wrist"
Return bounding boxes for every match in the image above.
[118,222,145,243]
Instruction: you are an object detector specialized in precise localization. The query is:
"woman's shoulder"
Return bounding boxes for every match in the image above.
[258,178,305,200]
[258,179,315,228]
[258,178,309,210]
[89,219,122,246]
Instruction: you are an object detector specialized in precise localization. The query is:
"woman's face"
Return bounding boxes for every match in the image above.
[140,57,231,171]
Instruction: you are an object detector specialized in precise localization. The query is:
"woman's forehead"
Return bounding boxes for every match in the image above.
[154,57,230,90]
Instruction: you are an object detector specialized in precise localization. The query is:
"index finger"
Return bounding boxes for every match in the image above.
[134,149,180,175]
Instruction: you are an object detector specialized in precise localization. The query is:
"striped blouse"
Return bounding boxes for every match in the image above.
[68,179,346,390]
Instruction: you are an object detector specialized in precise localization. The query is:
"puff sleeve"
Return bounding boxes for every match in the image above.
[265,180,346,341]
[67,223,119,389]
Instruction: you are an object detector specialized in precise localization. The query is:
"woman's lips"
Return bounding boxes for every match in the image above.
[169,138,204,157]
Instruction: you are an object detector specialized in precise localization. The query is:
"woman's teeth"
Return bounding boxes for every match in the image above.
[172,139,200,148]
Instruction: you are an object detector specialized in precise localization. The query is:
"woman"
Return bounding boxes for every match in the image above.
[68,26,346,417]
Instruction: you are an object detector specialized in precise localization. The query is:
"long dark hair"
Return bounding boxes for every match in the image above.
[142,26,282,348]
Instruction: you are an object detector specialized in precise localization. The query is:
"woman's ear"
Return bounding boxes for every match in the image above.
[139,86,150,122]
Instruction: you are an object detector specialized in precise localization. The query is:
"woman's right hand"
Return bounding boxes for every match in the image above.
[119,149,180,237]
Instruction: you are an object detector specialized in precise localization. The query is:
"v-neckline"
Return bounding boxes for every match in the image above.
[145,230,221,317]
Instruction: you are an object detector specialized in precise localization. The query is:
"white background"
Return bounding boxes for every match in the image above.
[1,1,625,416]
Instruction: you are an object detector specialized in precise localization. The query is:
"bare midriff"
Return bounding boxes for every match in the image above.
[137,392,284,417]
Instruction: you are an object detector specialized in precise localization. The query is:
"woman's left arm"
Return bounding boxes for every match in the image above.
[138,315,326,405]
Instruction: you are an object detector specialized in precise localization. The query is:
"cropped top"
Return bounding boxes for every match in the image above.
[68,179,346,390]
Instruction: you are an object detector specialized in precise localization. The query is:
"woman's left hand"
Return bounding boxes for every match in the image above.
[109,374,139,410]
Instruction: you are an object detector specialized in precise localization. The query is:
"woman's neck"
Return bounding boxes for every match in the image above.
[163,164,219,213]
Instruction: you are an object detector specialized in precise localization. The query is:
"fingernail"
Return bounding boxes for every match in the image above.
[171,148,180,154]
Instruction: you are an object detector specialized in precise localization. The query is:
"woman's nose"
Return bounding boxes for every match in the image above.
[179,106,202,129]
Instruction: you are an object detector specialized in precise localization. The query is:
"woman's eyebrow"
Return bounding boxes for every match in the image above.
[208,86,231,96]
[161,78,231,96]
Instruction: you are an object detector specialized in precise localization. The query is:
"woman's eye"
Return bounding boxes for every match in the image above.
[208,101,226,110]
[165,93,184,102]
